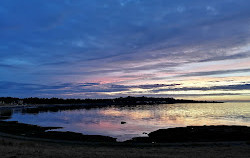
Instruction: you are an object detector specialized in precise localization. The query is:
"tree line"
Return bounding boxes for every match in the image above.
[0,96,220,106]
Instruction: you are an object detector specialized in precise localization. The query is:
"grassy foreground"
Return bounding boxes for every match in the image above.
[0,136,250,158]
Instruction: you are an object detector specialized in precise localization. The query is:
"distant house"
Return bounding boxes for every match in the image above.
[18,100,24,105]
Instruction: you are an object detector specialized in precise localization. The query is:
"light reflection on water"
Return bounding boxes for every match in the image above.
[6,102,250,141]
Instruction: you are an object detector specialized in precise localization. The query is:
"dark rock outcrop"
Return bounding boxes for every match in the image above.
[0,121,116,143]
[127,125,250,143]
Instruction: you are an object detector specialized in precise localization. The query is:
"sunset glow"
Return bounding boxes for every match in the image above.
[0,0,250,101]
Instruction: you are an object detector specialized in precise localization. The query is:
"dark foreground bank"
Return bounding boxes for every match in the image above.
[0,136,250,158]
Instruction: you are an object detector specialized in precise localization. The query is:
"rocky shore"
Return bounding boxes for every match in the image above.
[126,125,250,143]
[0,119,250,158]
[0,121,117,143]
[0,120,250,144]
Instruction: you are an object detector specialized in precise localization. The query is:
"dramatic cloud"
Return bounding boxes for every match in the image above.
[151,83,250,93]
[0,0,250,100]
[177,68,250,78]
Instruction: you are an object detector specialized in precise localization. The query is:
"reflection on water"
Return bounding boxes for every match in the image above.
[5,102,250,141]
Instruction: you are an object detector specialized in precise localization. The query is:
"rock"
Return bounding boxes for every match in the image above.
[148,125,250,143]
[124,137,152,143]
[127,125,250,143]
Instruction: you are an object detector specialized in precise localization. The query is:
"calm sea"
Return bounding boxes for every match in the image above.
[5,102,250,141]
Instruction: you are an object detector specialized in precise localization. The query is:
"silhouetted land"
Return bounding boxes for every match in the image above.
[0,121,116,143]
[0,121,249,144]
[0,96,222,114]
[126,125,250,143]
[0,100,249,157]
[0,96,222,106]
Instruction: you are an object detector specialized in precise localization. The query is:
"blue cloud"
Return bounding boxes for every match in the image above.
[0,0,250,98]
[177,68,250,77]
[151,83,250,93]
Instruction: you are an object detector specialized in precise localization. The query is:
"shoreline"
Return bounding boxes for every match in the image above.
[0,100,224,112]
[1,104,250,157]
[0,120,250,147]
[1,103,250,144]
[0,96,223,109]
[0,120,250,144]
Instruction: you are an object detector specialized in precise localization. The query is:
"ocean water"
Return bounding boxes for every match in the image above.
[5,102,250,141]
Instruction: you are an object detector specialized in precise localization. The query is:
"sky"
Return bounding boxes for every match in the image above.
[0,0,250,101]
